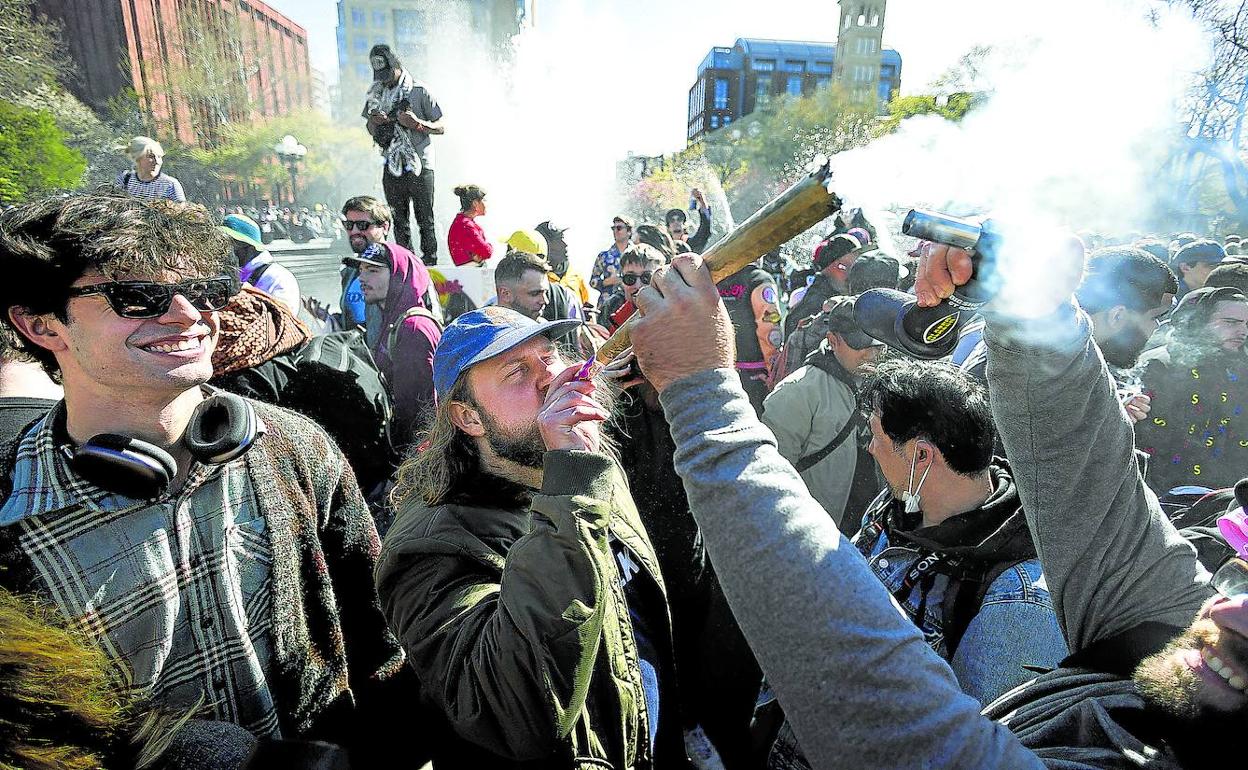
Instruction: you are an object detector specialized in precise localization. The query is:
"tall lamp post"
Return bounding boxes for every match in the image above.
[273,134,307,206]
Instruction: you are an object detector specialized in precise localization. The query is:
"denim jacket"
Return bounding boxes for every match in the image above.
[851,463,1067,705]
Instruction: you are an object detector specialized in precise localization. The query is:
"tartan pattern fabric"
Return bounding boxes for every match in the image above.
[0,413,280,737]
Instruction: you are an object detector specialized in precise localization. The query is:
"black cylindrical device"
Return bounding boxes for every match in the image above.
[854,209,1000,359]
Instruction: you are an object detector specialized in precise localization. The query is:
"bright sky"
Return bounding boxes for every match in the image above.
[264,0,1026,154]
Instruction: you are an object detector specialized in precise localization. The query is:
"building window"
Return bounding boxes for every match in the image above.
[353,37,367,54]
[711,115,720,129]
[713,48,733,68]
[752,58,775,72]
[356,62,370,80]
[373,10,387,27]
[812,60,833,74]
[724,115,732,125]
[870,13,880,26]
[351,8,365,26]
[714,78,729,110]
[787,75,802,96]
[782,60,805,73]
[755,79,771,107]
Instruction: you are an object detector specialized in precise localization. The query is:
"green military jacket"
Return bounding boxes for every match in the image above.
[375,450,682,769]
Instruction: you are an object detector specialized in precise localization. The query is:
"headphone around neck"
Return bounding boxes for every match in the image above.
[59,391,259,500]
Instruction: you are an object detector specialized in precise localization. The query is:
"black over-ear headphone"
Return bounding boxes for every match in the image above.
[60,391,259,500]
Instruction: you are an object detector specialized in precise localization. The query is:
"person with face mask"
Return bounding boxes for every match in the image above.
[622,245,1240,770]
[757,357,1066,769]
[363,44,445,266]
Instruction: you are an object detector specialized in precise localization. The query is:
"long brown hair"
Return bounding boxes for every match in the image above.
[392,367,622,509]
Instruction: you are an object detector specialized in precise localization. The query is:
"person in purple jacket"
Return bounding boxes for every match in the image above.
[347,241,441,450]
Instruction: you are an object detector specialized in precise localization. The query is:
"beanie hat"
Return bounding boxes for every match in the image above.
[369,44,402,79]
[813,234,863,271]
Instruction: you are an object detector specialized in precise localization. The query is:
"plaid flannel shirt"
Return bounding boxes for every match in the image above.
[0,408,280,737]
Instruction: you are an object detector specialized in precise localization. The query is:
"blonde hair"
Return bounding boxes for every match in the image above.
[127,136,164,161]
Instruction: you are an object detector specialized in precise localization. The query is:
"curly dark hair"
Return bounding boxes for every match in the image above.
[0,190,233,376]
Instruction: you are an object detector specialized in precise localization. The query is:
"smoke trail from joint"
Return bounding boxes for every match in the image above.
[836,0,1208,238]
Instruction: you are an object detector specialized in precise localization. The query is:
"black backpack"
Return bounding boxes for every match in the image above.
[214,331,399,497]
[284,332,399,496]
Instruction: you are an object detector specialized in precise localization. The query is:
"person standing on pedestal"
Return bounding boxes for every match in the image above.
[363,44,445,267]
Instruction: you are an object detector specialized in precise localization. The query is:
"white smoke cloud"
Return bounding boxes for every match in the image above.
[835,0,1209,236]
[409,3,644,276]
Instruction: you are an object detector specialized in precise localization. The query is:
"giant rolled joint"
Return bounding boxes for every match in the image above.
[593,156,842,366]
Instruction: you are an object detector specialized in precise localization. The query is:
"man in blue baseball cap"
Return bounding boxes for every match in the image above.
[375,305,696,767]
[219,213,300,314]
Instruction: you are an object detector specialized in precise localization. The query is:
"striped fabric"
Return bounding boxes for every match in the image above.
[0,410,279,737]
[115,170,187,203]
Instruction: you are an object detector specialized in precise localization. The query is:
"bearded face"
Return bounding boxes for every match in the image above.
[1133,595,1248,760]
[478,404,545,470]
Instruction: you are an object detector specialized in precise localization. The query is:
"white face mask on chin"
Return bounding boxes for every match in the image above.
[903,443,932,515]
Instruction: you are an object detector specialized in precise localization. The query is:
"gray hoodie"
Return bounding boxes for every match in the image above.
[657,299,1212,769]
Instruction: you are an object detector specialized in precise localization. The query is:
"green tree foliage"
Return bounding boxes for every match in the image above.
[878,92,976,133]
[625,86,877,227]
[0,101,87,203]
[0,0,65,101]
[180,110,377,205]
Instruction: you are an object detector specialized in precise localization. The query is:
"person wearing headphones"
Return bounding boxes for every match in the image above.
[0,192,410,766]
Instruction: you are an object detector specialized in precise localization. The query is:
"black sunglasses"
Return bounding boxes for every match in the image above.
[65,277,241,319]
[342,220,380,232]
[621,272,653,287]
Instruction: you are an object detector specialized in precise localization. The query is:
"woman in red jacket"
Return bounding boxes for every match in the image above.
[448,184,494,266]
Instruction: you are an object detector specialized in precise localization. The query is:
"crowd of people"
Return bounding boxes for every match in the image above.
[0,37,1245,770]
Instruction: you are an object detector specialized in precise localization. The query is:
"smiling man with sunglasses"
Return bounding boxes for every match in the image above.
[0,193,409,764]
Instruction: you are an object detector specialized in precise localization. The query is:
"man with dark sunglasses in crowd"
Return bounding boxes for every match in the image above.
[608,243,665,332]
[340,195,442,346]
[0,192,411,766]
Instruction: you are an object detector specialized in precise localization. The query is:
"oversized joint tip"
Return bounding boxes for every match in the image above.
[804,153,832,177]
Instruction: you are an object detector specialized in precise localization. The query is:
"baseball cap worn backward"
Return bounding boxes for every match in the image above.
[219,214,265,251]
[344,242,390,268]
[814,234,864,270]
[433,307,583,399]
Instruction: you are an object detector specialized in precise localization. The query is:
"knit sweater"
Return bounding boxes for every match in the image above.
[0,400,409,762]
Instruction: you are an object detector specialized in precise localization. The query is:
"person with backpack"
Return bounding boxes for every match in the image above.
[755,357,1067,768]
[210,285,400,507]
[219,213,301,315]
[348,241,442,450]
[0,192,409,766]
[761,297,882,531]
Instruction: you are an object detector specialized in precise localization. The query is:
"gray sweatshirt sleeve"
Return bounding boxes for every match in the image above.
[661,370,1041,770]
[983,301,1212,653]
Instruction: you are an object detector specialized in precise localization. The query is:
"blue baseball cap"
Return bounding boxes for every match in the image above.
[219,214,265,250]
[433,306,582,399]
